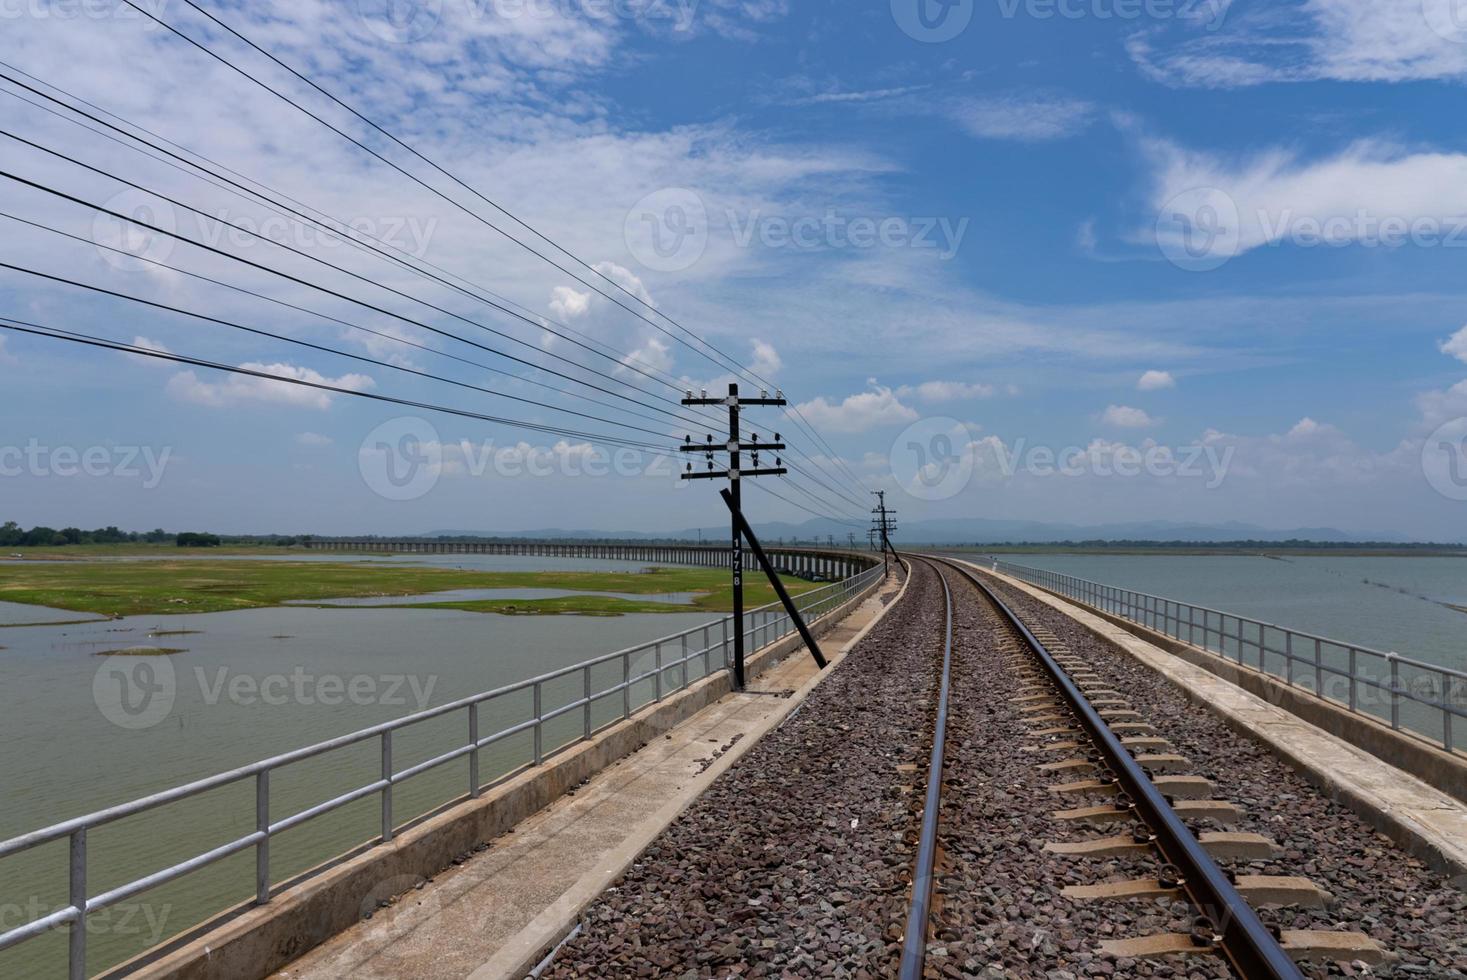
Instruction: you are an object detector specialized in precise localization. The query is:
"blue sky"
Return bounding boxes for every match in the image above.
[2,0,1467,539]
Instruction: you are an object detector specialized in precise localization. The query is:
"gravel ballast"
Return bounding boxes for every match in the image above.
[540,559,1467,978]
[972,568,1467,978]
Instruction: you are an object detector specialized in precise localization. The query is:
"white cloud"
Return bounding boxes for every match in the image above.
[549,286,592,321]
[621,336,674,376]
[296,432,333,447]
[750,338,782,379]
[948,93,1095,142]
[1101,404,1161,428]
[897,380,998,402]
[1288,417,1324,439]
[1442,326,1467,364]
[167,364,375,410]
[1137,370,1176,391]
[1418,378,1467,429]
[794,385,918,434]
[1129,0,1467,87]
[1142,135,1467,260]
[125,336,173,367]
[592,262,656,308]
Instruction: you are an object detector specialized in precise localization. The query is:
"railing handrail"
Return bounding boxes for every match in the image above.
[983,557,1466,752]
[0,562,886,978]
[0,569,868,857]
[988,558,1467,681]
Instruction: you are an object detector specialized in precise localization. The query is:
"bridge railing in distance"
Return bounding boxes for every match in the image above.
[985,558,1467,755]
[0,563,886,980]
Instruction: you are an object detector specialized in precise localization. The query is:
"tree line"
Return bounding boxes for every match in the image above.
[0,523,306,548]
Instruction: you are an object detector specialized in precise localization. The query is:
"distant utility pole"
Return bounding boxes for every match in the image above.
[871,490,898,575]
[681,382,792,691]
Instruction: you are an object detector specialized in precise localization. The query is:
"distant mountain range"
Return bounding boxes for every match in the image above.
[423,518,1437,546]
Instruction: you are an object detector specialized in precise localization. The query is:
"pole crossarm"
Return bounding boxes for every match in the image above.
[674,383,795,690]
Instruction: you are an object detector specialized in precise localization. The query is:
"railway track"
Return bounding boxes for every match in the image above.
[900,555,1386,979]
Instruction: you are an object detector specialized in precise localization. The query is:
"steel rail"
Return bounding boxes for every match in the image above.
[898,558,954,979]
[936,556,1303,980]
[988,557,1466,751]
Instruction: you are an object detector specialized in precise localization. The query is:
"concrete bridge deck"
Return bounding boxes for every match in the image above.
[269,571,907,980]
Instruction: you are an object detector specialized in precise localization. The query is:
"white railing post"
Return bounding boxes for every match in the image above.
[256,771,270,904]
[380,732,394,843]
[69,829,86,980]
[469,703,481,799]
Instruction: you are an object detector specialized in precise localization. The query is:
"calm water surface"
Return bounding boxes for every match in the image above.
[976,554,1467,673]
[0,556,721,976]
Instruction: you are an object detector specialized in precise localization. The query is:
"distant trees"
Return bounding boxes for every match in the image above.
[175,532,222,548]
[1,523,236,548]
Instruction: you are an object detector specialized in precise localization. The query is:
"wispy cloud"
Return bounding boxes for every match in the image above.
[1140,133,1467,260]
[167,364,375,411]
[1137,370,1176,391]
[1441,325,1467,364]
[897,380,999,402]
[1101,404,1161,428]
[1130,0,1467,87]
[795,384,918,433]
[948,92,1096,142]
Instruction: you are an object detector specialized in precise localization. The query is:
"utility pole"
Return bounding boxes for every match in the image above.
[681,383,789,690]
[871,490,898,576]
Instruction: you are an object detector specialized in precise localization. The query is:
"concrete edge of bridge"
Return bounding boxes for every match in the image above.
[107,572,897,980]
[470,566,912,980]
[952,557,1467,887]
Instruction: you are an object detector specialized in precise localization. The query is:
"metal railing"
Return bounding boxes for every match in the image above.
[0,564,884,979]
[985,558,1467,755]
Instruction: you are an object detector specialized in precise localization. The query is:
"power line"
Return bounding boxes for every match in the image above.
[0,163,719,435]
[0,259,683,443]
[0,211,690,436]
[0,67,712,411]
[121,0,768,391]
[0,319,685,455]
[109,0,868,500]
[746,481,865,528]
[0,135,711,429]
[0,57,866,512]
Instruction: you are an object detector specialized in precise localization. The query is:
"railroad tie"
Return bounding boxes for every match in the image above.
[1099,931,1388,965]
[1052,799,1243,826]
[1062,874,1332,909]
[1037,752,1193,775]
[1044,830,1280,861]
[1047,775,1214,799]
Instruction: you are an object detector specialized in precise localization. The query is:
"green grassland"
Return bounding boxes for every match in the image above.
[0,559,817,618]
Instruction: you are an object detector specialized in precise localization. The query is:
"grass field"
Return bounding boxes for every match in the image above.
[0,559,817,618]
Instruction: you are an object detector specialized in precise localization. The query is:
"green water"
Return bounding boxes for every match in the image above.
[0,557,731,977]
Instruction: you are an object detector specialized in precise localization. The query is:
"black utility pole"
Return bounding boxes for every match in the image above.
[871,490,898,575]
[681,383,788,690]
[720,488,826,670]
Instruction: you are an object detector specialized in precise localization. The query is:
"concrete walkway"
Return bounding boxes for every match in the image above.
[965,559,1467,883]
[273,572,906,980]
